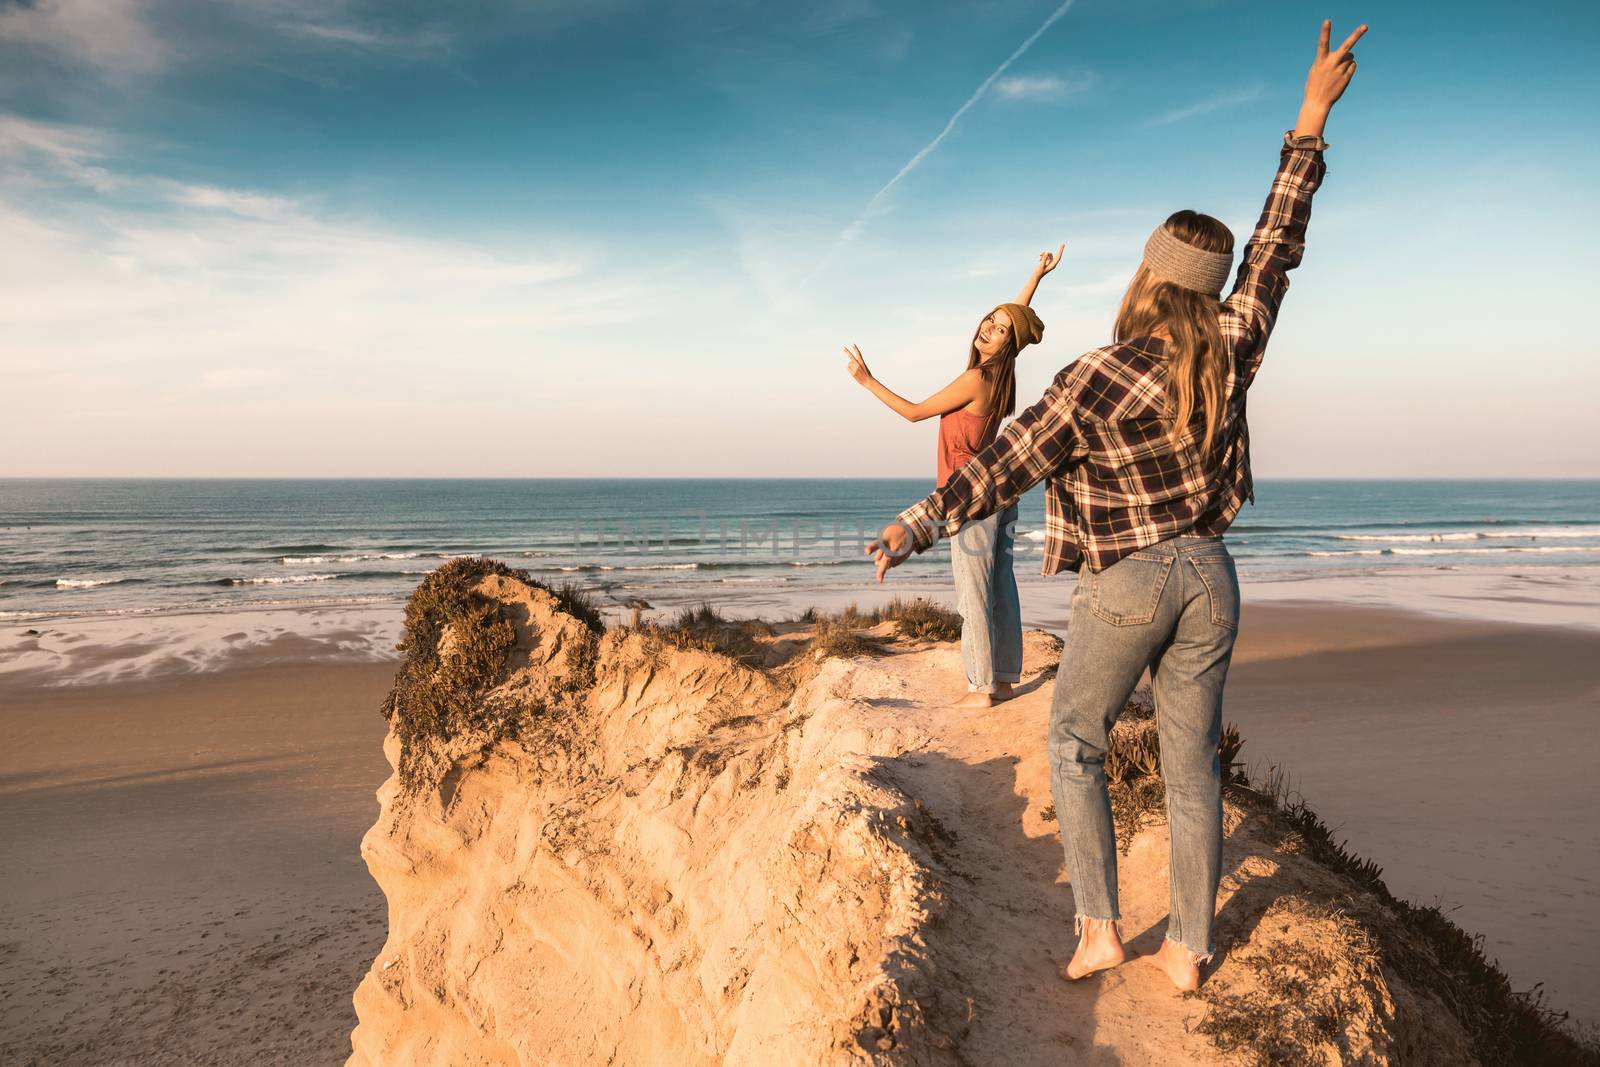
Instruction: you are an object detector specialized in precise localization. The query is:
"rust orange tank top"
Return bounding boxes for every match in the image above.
[936,406,999,488]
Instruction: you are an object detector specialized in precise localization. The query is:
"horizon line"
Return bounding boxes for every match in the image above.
[3,475,1599,484]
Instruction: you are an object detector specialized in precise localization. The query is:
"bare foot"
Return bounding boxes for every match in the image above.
[992,681,1015,703]
[1152,938,1202,991]
[1058,918,1126,981]
[952,691,994,709]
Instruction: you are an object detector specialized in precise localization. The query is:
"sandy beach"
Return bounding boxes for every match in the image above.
[2,599,1597,1063]
[0,662,394,1066]
[1223,603,1600,1032]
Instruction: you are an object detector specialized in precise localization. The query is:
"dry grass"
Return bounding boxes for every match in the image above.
[1193,764,1600,1066]
[1101,692,1246,853]
[831,597,964,642]
[789,597,961,662]
[811,618,886,660]
[1254,788,1599,1066]
[1195,896,1389,1065]
[876,597,964,642]
[381,557,602,790]
[1098,707,1600,1064]
[647,602,780,667]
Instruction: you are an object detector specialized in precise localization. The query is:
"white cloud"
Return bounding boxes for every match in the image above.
[0,114,119,190]
[1146,85,1266,127]
[169,183,300,220]
[994,72,1094,101]
[273,15,454,57]
[0,117,640,408]
[0,0,460,85]
[0,0,168,78]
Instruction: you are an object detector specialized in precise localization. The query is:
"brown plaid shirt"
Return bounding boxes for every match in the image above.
[897,131,1329,574]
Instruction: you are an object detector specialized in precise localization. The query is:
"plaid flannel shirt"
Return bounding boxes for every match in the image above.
[896,131,1329,575]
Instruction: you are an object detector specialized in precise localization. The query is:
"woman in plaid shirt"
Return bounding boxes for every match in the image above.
[867,19,1368,991]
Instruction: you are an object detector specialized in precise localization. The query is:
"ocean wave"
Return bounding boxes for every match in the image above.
[531,558,868,575]
[280,552,422,564]
[1333,526,1600,543]
[1391,545,1599,556]
[535,564,642,574]
[55,577,135,590]
[219,573,342,586]
[1309,545,1598,558]
[0,593,409,625]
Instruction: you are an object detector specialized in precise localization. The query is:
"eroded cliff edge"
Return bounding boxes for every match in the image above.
[347,559,1593,1067]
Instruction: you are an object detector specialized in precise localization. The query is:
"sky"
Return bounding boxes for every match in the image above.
[2,0,1598,478]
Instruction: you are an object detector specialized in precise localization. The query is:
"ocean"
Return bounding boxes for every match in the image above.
[3,478,1599,625]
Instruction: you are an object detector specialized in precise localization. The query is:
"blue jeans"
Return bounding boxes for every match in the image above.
[1047,535,1240,961]
[950,502,1022,694]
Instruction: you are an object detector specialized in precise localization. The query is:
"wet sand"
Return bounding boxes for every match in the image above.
[0,662,394,1066]
[1223,603,1600,1029]
[1,602,1595,1063]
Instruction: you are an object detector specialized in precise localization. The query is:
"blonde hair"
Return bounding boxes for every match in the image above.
[1114,210,1235,454]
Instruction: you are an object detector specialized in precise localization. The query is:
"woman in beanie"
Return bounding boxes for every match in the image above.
[866,19,1367,991]
[844,247,1063,708]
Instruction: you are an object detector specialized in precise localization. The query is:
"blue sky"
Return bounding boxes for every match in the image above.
[2,0,1597,477]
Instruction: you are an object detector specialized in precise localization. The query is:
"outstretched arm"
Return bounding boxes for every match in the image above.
[1014,244,1066,306]
[867,359,1091,581]
[1223,19,1366,385]
[844,345,981,423]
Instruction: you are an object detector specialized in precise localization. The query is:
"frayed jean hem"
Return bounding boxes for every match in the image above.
[1164,935,1213,966]
[1073,914,1121,936]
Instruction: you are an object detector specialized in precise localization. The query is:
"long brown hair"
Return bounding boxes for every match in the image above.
[1113,210,1234,454]
[967,311,1019,421]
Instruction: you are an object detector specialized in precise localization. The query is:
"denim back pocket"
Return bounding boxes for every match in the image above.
[1188,554,1239,631]
[1089,554,1174,626]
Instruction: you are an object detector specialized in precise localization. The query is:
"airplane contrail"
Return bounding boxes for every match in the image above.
[820,0,1076,266]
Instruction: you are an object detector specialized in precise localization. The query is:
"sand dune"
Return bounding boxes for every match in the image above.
[346,561,1589,1065]
[5,563,1596,1064]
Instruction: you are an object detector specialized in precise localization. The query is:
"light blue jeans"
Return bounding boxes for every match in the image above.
[950,502,1022,694]
[1047,534,1240,962]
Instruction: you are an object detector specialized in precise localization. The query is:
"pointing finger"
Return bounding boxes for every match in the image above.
[1317,18,1331,57]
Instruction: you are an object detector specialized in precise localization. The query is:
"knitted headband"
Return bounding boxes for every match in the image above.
[1142,225,1233,298]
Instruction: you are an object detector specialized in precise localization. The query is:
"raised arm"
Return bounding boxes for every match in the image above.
[844,345,983,423]
[1295,19,1365,141]
[1223,20,1365,385]
[867,357,1092,580]
[1015,244,1066,306]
